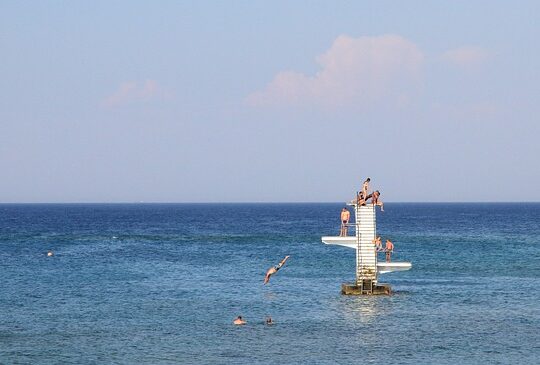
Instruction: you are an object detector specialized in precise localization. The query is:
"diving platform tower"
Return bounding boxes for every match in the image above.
[322,200,411,295]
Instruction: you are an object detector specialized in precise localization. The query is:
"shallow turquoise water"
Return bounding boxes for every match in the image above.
[1,203,539,364]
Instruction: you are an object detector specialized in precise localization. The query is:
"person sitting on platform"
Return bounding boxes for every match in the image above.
[385,239,394,262]
[356,192,365,205]
[263,255,290,284]
[372,190,384,211]
[354,191,371,206]
[372,236,383,251]
[340,208,350,236]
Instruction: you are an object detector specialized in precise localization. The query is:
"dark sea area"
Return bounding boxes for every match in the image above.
[0,203,539,364]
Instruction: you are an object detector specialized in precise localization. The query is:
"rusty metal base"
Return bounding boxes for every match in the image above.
[341,282,391,295]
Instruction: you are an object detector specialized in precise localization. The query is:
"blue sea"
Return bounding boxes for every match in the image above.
[1,203,539,364]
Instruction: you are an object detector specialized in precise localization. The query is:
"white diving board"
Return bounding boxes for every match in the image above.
[322,235,412,274]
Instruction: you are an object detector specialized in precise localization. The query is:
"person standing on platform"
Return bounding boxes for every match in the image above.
[385,239,394,262]
[361,178,370,200]
[340,208,350,236]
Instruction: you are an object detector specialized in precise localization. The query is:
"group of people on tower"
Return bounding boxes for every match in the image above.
[339,177,394,261]
[357,177,384,211]
[373,236,394,262]
[340,177,384,237]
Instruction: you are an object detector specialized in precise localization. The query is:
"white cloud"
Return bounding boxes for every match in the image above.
[102,80,169,108]
[246,34,425,109]
[442,46,489,67]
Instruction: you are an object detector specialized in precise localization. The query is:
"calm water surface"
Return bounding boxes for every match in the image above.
[1,203,539,364]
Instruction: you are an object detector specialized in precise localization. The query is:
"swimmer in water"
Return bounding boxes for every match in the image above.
[233,316,247,325]
[265,316,274,325]
[264,255,290,284]
[47,250,54,257]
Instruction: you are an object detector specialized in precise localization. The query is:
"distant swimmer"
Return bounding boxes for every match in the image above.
[47,250,54,257]
[264,255,290,284]
[233,316,247,325]
[385,239,394,262]
[340,208,350,236]
[265,316,274,325]
[372,190,384,211]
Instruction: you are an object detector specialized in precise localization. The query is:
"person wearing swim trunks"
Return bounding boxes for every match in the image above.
[372,236,383,251]
[385,239,394,262]
[361,178,370,200]
[355,191,366,206]
[372,190,384,211]
[263,255,290,284]
[340,208,350,236]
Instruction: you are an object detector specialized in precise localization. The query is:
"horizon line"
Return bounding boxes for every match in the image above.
[1,201,539,204]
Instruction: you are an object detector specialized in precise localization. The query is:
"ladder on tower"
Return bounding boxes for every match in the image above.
[354,195,378,294]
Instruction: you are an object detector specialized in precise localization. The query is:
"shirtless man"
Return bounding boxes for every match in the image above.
[372,236,383,251]
[372,190,384,211]
[264,255,290,284]
[362,178,370,200]
[385,239,394,262]
[233,316,247,325]
[340,208,350,236]
[356,191,366,206]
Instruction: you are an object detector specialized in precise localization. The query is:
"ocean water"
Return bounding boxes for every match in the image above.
[0,203,539,364]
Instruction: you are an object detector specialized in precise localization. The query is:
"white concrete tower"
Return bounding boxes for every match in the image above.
[322,200,411,295]
[355,203,377,284]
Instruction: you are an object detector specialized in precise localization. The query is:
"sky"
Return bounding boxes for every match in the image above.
[0,1,538,203]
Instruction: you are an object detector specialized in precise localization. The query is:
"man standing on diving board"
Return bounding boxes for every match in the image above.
[264,256,290,284]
